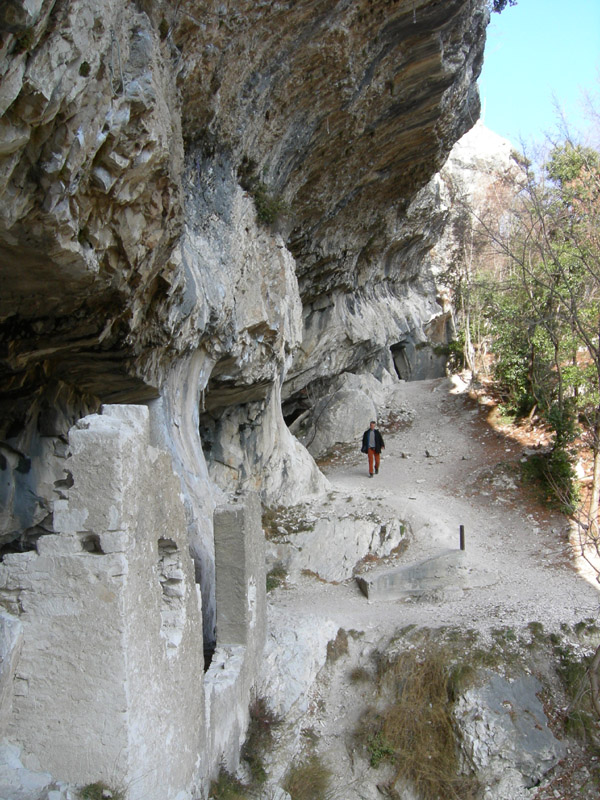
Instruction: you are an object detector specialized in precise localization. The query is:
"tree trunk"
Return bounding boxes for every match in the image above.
[464,310,476,377]
[589,406,600,539]
[590,339,600,539]
[589,643,600,720]
[554,340,563,416]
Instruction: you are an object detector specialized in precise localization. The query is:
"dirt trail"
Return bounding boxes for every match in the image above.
[274,376,600,641]
[264,377,600,800]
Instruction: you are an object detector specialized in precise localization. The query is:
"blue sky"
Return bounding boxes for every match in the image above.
[478,0,600,148]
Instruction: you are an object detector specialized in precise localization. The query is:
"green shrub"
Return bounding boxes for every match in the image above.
[236,156,288,225]
[208,769,249,800]
[241,697,281,785]
[366,730,395,767]
[447,336,467,371]
[521,447,579,513]
[251,182,288,225]
[79,783,125,800]
[266,564,287,592]
[283,755,331,800]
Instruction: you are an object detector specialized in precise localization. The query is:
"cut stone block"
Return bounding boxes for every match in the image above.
[356,548,498,600]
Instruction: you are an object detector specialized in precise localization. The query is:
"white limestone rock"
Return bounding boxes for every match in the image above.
[266,495,405,583]
[258,606,338,719]
[0,406,207,800]
[429,121,522,282]
[0,743,52,800]
[297,383,376,458]
[204,384,328,506]
[287,279,445,401]
[289,371,414,460]
[454,671,566,797]
[0,612,23,737]
[279,515,404,583]
[445,121,516,198]
[269,790,292,800]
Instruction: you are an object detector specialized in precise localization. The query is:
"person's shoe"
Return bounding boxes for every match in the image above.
[369,473,373,478]
[375,468,379,474]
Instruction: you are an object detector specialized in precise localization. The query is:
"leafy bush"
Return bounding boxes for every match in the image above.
[366,731,395,767]
[237,156,288,225]
[521,448,579,513]
[251,182,288,225]
[545,401,579,449]
[266,564,287,592]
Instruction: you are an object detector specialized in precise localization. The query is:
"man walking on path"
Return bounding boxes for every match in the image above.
[361,420,385,477]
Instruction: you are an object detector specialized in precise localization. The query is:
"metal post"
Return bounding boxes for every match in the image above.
[459,524,465,551]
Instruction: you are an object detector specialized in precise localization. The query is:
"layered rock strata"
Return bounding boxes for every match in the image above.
[0,0,490,795]
[0,0,490,636]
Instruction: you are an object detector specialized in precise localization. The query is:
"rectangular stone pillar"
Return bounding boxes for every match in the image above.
[0,613,22,739]
[213,493,266,648]
[204,493,267,776]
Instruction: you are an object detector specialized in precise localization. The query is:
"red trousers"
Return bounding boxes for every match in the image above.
[368,448,380,474]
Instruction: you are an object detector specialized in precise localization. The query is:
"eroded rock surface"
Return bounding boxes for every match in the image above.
[1,0,489,465]
[0,1,494,796]
[455,671,567,798]
[265,490,406,583]
[0,0,491,657]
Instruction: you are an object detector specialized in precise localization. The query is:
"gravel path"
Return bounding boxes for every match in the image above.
[275,376,600,639]
[263,377,600,800]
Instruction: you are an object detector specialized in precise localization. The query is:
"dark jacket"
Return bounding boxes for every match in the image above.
[361,428,384,454]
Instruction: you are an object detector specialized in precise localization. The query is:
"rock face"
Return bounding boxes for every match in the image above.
[0,406,268,800]
[455,671,567,798]
[0,0,491,795]
[290,371,390,458]
[265,491,406,583]
[0,0,489,457]
[0,406,206,799]
[0,612,22,735]
[0,0,490,644]
[286,123,519,452]
[433,120,519,277]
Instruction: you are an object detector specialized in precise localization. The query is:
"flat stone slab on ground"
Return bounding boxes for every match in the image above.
[356,548,498,600]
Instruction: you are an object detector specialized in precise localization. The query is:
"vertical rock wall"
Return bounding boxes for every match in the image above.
[0,406,207,799]
[0,405,271,798]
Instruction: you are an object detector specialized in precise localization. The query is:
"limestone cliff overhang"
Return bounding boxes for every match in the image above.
[176,0,489,278]
[0,0,489,437]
